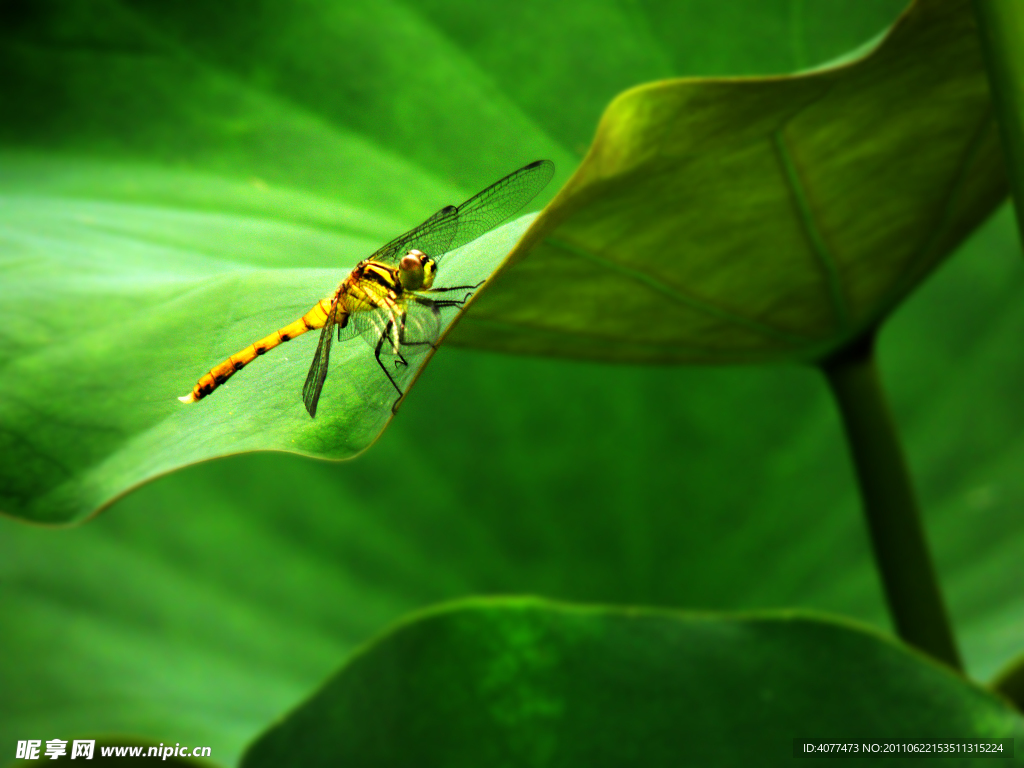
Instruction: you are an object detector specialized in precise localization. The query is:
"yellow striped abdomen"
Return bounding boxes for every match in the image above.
[179,298,334,404]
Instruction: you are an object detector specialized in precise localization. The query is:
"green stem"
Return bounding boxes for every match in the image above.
[993,653,1024,713]
[973,0,1024,245]
[821,333,962,670]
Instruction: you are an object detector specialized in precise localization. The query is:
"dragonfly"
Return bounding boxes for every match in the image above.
[179,159,554,417]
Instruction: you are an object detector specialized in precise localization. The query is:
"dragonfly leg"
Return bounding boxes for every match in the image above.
[425,281,485,304]
[397,340,435,351]
[374,320,405,401]
[390,314,416,368]
[391,296,468,364]
[398,302,443,355]
[426,281,484,293]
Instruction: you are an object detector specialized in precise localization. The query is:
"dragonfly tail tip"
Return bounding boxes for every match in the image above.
[178,393,196,404]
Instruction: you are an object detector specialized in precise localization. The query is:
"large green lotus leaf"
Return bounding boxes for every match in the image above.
[0,166,536,523]
[0,0,906,523]
[0,0,569,526]
[451,0,1009,363]
[242,600,1024,767]
[2,203,1021,765]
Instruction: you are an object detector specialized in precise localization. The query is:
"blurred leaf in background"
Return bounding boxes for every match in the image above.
[242,601,1024,767]
[3,0,1023,765]
[458,0,1005,365]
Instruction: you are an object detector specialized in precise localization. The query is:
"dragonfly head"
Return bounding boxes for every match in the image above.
[398,249,437,291]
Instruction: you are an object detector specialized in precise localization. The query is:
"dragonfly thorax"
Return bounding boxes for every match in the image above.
[398,249,437,292]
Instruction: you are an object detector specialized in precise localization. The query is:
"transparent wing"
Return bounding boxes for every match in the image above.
[350,299,443,353]
[347,298,442,400]
[368,159,554,266]
[442,159,554,261]
[351,303,401,355]
[302,304,338,418]
[369,205,460,267]
[399,299,443,348]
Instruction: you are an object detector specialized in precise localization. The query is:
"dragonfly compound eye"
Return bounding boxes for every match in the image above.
[399,250,427,290]
[399,253,422,270]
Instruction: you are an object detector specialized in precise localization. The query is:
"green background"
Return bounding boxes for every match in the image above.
[2,0,1022,765]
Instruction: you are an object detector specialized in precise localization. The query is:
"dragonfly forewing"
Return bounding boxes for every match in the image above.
[368,159,554,264]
